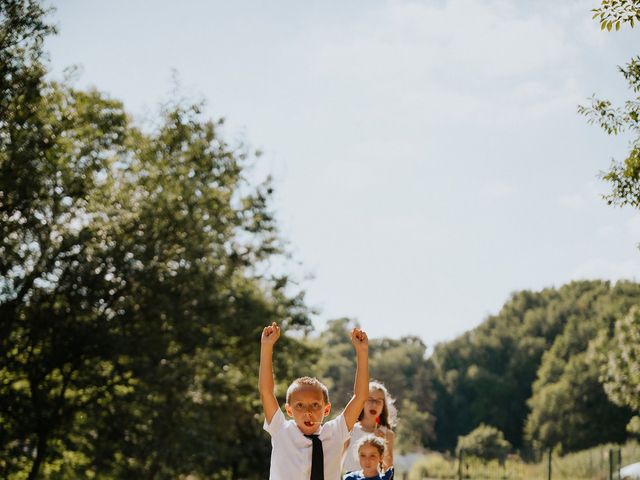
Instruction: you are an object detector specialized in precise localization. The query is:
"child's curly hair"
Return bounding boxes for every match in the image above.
[357,434,386,470]
[358,380,398,428]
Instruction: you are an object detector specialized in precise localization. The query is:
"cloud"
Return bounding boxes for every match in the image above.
[288,0,590,134]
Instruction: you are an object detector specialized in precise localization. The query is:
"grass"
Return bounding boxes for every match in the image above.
[408,440,640,479]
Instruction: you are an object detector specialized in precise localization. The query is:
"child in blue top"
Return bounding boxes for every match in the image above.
[343,434,394,480]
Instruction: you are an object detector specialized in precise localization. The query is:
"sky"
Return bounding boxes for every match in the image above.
[46,0,640,346]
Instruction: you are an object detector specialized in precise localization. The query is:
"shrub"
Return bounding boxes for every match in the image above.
[409,452,457,480]
[456,424,512,464]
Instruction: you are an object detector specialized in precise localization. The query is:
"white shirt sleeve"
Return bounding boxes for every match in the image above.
[338,413,350,442]
[263,407,285,436]
[322,412,350,443]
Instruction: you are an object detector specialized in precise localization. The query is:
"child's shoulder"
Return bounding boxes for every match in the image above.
[343,472,364,480]
[381,466,394,480]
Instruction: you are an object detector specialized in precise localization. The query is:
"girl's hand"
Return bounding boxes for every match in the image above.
[351,328,368,353]
[261,322,281,345]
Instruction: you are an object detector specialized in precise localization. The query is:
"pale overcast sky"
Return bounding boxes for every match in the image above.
[46,0,640,346]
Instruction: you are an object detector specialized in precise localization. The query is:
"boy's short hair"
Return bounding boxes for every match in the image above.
[286,376,330,404]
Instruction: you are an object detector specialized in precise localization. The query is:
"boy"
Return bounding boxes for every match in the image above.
[259,321,369,480]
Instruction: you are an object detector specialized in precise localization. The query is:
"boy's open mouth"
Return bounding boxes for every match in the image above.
[304,420,315,427]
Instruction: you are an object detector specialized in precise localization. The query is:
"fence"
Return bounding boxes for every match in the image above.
[408,444,639,480]
[453,447,623,480]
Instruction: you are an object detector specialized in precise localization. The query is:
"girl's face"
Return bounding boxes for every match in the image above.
[358,443,382,476]
[363,388,385,422]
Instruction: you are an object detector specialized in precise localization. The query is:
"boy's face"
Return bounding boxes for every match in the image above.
[358,444,382,476]
[285,385,331,435]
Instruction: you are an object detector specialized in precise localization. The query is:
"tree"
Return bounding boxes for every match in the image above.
[368,334,436,444]
[313,317,359,408]
[591,306,640,434]
[430,286,568,451]
[431,280,640,453]
[579,1,640,209]
[525,352,631,453]
[395,399,433,454]
[524,281,639,452]
[0,1,315,478]
[1,2,131,476]
[576,0,640,440]
[456,424,511,465]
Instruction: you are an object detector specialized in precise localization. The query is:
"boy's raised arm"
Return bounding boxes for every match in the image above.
[343,328,369,431]
[259,322,281,424]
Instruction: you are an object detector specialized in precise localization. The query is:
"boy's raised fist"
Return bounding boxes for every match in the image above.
[261,322,281,345]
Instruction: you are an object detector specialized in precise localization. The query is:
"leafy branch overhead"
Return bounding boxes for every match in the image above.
[579,2,640,208]
[593,0,640,30]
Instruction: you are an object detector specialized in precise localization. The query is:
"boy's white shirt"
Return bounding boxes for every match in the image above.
[264,408,351,480]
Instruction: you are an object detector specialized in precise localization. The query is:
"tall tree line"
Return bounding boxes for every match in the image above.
[1,2,315,478]
[430,280,639,454]
[314,279,639,457]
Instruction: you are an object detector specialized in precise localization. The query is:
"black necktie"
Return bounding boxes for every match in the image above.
[304,434,324,480]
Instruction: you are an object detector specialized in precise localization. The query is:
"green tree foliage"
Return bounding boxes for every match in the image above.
[579,1,640,209]
[524,281,639,452]
[592,0,640,30]
[313,318,360,408]
[430,280,640,453]
[524,352,631,454]
[430,287,560,451]
[370,336,436,449]
[575,0,640,447]
[456,424,511,464]
[0,1,315,478]
[314,318,436,450]
[591,306,640,434]
[396,398,432,454]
